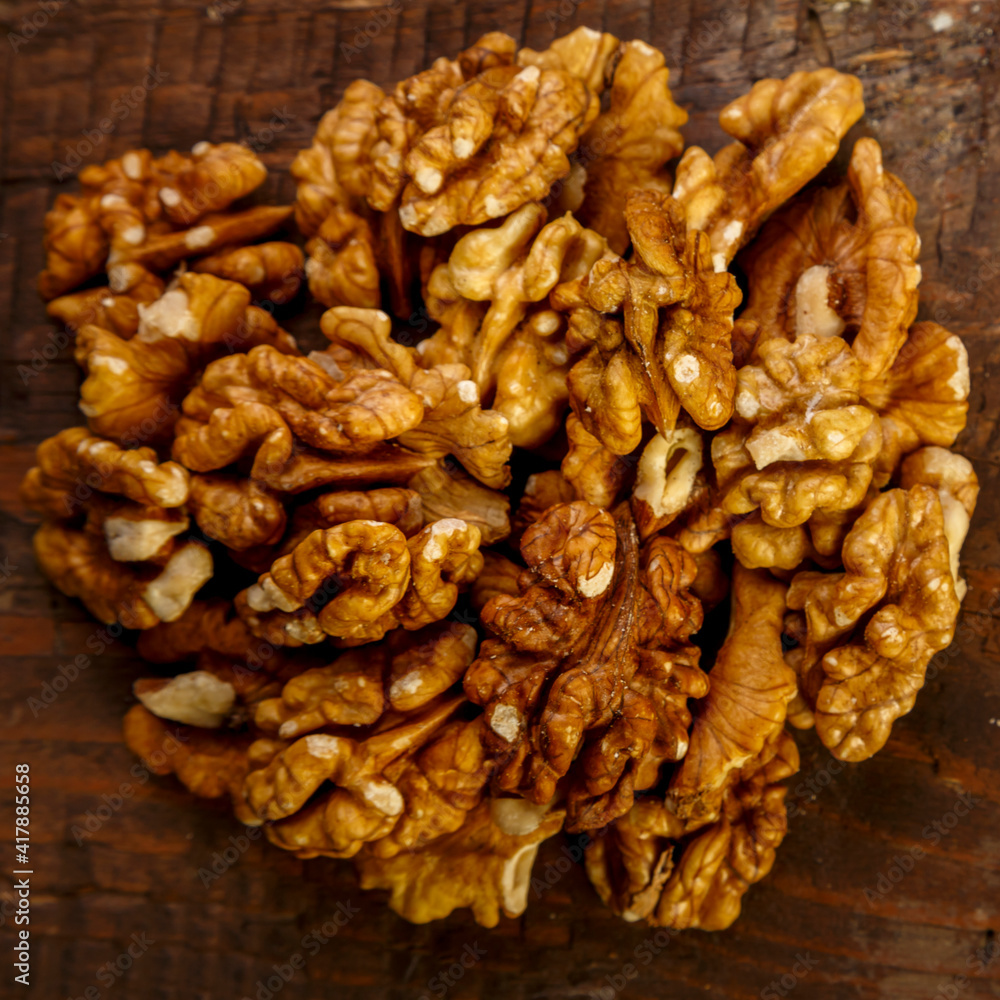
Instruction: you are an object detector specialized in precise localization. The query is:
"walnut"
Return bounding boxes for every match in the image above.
[173,348,425,480]
[134,671,237,728]
[123,704,258,824]
[587,728,798,929]
[319,306,513,487]
[21,427,189,512]
[465,501,703,826]
[34,522,211,628]
[652,729,799,930]
[899,448,978,602]
[251,696,464,857]
[672,69,864,268]
[135,599,256,664]
[39,144,285,300]
[864,321,970,484]
[714,333,881,530]
[575,189,744,440]
[187,475,287,551]
[418,203,606,396]
[630,427,703,540]
[734,139,921,382]
[38,194,109,299]
[787,485,960,760]
[254,622,477,737]
[512,470,578,540]
[46,264,164,337]
[192,242,304,305]
[356,798,565,926]
[492,308,575,449]
[572,40,687,254]
[75,273,255,444]
[407,464,511,546]
[516,26,619,93]
[303,206,380,308]
[561,412,632,510]
[668,564,796,830]
[235,517,481,646]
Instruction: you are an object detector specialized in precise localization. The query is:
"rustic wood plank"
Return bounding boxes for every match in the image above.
[1,0,998,997]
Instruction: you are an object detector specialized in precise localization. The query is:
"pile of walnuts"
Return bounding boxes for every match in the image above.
[25,27,976,930]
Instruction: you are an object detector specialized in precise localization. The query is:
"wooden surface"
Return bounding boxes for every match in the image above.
[2,1,1000,998]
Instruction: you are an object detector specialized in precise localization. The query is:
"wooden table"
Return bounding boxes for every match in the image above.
[1,1,998,997]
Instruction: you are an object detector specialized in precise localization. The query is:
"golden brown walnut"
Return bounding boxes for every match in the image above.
[575,190,743,443]
[356,798,565,926]
[187,475,287,551]
[899,447,978,601]
[318,306,513,488]
[135,599,257,664]
[363,716,490,858]
[303,206,380,308]
[34,522,211,628]
[714,333,881,530]
[192,241,304,305]
[173,346,424,471]
[74,273,254,444]
[392,63,599,236]
[668,565,796,830]
[561,413,632,510]
[253,697,463,857]
[470,551,523,611]
[254,622,477,737]
[291,79,385,237]
[418,203,606,395]
[38,194,109,298]
[154,141,268,225]
[46,264,164,337]
[235,517,481,646]
[407,464,511,546]
[113,205,293,274]
[864,322,970,483]
[672,69,864,268]
[516,26,619,93]
[466,502,702,825]
[572,39,687,253]
[734,139,920,381]
[492,308,575,449]
[651,729,799,930]
[123,704,258,824]
[235,520,412,646]
[584,796,686,921]
[22,427,190,512]
[787,485,960,760]
[631,427,703,540]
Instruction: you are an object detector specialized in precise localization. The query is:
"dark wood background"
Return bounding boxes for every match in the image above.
[1,0,999,997]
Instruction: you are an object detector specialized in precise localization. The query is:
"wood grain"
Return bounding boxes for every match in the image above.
[1,1,999,997]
